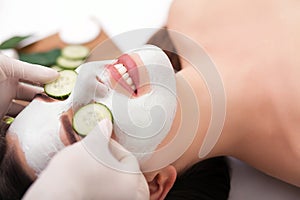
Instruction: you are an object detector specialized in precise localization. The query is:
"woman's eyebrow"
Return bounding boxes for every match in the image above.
[60,114,77,145]
[34,93,56,102]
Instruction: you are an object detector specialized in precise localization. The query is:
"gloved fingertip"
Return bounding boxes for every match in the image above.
[82,119,113,150]
[95,82,109,97]
[120,154,139,168]
[98,118,113,138]
[42,67,60,83]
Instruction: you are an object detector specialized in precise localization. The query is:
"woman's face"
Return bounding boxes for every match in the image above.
[7,45,177,176]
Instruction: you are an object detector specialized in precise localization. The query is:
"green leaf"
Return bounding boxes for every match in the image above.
[19,49,61,67]
[0,35,31,49]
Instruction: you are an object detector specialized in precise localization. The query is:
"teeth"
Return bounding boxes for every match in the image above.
[126,77,133,85]
[131,85,136,90]
[117,65,127,75]
[114,63,136,91]
[122,73,129,80]
[114,64,124,69]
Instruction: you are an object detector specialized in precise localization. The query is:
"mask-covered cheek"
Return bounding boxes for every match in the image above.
[8,100,67,175]
[21,127,65,175]
[112,87,177,162]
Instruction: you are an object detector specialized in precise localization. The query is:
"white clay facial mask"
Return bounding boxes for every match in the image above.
[8,62,110,175]
[8,45,177,174]
[96,45,177,161]
[8,100,69,175]
[74,45,177,161]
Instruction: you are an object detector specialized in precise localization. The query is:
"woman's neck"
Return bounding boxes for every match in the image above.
[142,65,232,173]
[167,65,235,173]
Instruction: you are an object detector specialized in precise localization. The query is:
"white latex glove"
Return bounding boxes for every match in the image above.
[23,119,150,200]
[0,54,59,119]
[71,61,111,112]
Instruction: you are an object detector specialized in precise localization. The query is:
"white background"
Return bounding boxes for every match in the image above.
[0,0,173,47]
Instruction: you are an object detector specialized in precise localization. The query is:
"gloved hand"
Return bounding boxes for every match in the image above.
[0,54,59,119]
[71,61,111,112]
[23,119,150,200]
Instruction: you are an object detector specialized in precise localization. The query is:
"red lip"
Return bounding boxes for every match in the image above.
[105,54,139,96]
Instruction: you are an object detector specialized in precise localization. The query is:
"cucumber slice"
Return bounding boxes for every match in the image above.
[57,56,83,69]
[62,45,89,60]
[73,103,113,136]
[44,70,77,99]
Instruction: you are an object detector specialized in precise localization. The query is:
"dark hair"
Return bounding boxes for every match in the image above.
[0,121,33,200]
[148,28,231,199]
[147,28,182,72]
[166,157,231,200]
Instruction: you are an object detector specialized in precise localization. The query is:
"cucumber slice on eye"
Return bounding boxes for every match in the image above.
[62,45,89,60]
[73,103,113,137]
[56,56,83,70]
[44,70,77,99]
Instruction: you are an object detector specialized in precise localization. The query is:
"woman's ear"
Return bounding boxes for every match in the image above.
[144,165,177,200]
